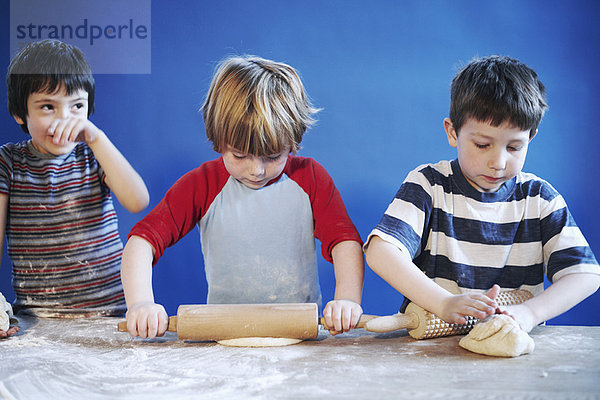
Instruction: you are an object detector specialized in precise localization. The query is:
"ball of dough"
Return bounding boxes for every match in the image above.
[459,314,534,357]
[0,292,13,332]
[217,337,303,347]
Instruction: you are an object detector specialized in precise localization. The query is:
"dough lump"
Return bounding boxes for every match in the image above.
[217,337,303,347]
[0,292,14,332]
[459,314,534,357]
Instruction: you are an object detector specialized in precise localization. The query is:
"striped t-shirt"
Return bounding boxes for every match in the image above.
[366,159,599,306]
[0,140,126,316]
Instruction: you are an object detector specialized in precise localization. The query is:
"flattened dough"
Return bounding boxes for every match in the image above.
[217,337,303,347]
[459,314,534,357]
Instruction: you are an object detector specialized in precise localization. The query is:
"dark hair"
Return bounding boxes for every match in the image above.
[7,39,95,134]
[449,55,547,137]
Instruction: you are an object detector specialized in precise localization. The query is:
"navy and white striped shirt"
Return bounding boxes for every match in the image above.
[366,159,599,302]
[0,140,126,316]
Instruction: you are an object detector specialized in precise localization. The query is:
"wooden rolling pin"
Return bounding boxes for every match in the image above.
[118,303,378,341]
[366,289,533,339]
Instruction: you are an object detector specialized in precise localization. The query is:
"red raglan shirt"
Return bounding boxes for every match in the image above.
[130,155,362,307]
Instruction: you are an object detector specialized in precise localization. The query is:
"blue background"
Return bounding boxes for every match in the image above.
[1,0,599,325]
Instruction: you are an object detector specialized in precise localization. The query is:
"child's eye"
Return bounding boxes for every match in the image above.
[474,143,489,149]
[73,103,85,110]
[266,154,282,161]
[232,153,247,160]
[508,146,523,152]
[41,104,54,111]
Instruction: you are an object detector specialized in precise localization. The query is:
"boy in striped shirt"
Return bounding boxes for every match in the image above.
[364,55,600,332]
[0,40,149,336]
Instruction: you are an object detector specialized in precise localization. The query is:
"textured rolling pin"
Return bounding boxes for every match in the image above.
[366,289,533,339]
[118,303,378,341]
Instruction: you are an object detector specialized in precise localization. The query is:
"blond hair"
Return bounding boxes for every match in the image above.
[201,55,320,155]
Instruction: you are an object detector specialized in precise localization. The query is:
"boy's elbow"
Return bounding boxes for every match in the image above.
[364,236,383,266]
[126,191,150,214]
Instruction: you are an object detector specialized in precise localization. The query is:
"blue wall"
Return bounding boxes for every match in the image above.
[1,0,599,325]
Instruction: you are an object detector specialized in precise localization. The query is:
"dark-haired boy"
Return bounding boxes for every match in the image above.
[364,55,600,332]
[0,40,149,336]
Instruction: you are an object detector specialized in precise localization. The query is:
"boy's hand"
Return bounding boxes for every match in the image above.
[322,299,363,335]
[0,325,19,338]
[125,302,169,339]
[437,285,499,325]
[499,304,537,333]
[48,117,103,146]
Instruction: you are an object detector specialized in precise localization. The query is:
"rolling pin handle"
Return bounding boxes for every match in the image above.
[319,314,379,331]
[364,312,419,333]
[117,316,178,333]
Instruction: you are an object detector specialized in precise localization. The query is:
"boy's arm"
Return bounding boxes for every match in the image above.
[323,240,364,334]
[0,194,19,337]
[0,194,6,267]
[50,118,149,213]
[120,235,169,339]
[504,273,600,332]
[365,236,498,324]
[86,130,149,213]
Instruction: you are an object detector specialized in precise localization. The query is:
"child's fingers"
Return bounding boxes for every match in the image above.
[484,284,501,301]
[49,118,72,144]
[470,293,498,311]
[135,317,148,339]
[47,119,63,143]
[340,307,353,332]
[48,118,83,144]
[146,312,169,339]
[469,297,497,317]
[445,312,467,325]
[462,306,490,320]
[450,297,495,322]
[322,304,336,333]
[0,326,20,338]
[157,312,169,336]
[324,300,363,334]
[63,119,83,143]
[330,306,343,333]
[345,304,363,331]
[323,302,344,334]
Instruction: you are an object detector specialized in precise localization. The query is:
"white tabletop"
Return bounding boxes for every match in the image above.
[0,316,598,400]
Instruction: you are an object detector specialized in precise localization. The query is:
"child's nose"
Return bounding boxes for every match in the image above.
[57,106,70,119]
[488,150,507,170]
[249,159,265,176]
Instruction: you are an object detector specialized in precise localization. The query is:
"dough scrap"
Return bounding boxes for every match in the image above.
[459,314,534,357]
[0,292,13,332]
[217,337,303,347]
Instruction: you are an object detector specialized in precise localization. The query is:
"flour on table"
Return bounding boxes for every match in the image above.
[459,314,534,357]
[0,292,14,332]
[217,337,303,347]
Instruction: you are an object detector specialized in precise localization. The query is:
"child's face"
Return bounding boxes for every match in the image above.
[14,86,89,155]
[445,117,535,193]
[222,146,290,189]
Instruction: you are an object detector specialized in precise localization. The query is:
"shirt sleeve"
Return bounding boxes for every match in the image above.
[538,182,600,281]
[286,157,362,263]
[0,144,14,195]
[364,165,434,259]
[129,158,229,265]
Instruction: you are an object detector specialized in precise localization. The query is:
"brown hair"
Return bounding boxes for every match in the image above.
[201,55,320,155]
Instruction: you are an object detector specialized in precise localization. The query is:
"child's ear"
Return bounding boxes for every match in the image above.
[529,129,538,142]
[13,115,25,125]
[444,118,458,148]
